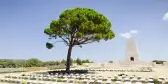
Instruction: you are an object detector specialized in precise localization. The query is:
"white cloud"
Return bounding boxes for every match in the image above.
[163,12,168,21]
[120,33,132,39]
[130,30,138,34]
[120,30,138,39]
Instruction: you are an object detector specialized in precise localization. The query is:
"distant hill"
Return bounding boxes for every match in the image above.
[0,59,26,61]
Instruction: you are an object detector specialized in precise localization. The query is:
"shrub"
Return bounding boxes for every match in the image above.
[118,73,126,76]
[152,60,166,64]
[48,69,88,75]
[21,81,27,84]
[113,78,117,81]
[21,74,25,76]
[76,58,82,65]
[153,78,159,84]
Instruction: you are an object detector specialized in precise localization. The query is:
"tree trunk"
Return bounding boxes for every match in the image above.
[66,45,73,74]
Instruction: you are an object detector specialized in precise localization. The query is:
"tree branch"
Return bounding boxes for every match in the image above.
[70,26,79,46]
[51,41,69,46]
[73,36,94,45]
[59,36,69,46]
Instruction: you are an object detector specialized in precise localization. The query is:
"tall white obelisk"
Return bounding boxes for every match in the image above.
[124,38,140,64]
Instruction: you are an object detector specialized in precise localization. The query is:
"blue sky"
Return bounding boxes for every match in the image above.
[0,0,168,63]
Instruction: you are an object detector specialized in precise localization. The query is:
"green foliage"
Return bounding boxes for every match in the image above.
[118,73,127,76]
[55,61,61,65]
[152,60,166,64]
[60,58,73,65]
[153,78,159,84]
[109,61,113,63]
[76,58,82,65]
[44,7,115,48]
[14,61,26,67]
[44,7,115,72]
[21,81,27,84]
[0,60,18,68]
[61,59,66,64]
[42,61,60,67]
[81,59,92,63]
[46,42,54,49]
[21,74,26,76]
[25,58,42,67]
[113,78,117,81]
[0,58,92,68]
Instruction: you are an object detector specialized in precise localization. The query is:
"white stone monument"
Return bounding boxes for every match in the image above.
[107,38,153,67]
[121,38,142,65]
[126,38,139,62]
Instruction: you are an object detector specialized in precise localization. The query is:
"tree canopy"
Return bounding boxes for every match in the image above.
[44,7,115,48]
[44,7,115,73]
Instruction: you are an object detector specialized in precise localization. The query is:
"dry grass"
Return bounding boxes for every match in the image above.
[24,67,48,71]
